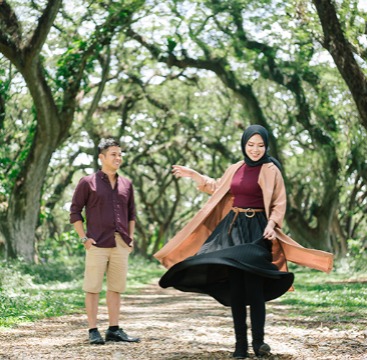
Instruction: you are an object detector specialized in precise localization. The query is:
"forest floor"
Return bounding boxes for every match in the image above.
[0,282,366,360]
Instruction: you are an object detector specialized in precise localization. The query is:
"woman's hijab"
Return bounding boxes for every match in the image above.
[241,125,282,170]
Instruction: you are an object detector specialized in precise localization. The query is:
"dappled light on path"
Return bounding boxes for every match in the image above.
[0,282,366,359]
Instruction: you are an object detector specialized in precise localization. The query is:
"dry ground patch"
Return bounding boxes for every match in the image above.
[0,283,366,360]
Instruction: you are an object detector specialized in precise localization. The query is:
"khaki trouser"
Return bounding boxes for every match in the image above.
[83,233,132,293]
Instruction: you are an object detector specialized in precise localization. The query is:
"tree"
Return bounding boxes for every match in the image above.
[0,0,143,261]
[2,0,366,262]
[124,0,344,251]
[312,0,367,130]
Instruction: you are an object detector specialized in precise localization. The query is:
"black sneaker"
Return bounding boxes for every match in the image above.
[89,329,105,345]
[105,328,140,343]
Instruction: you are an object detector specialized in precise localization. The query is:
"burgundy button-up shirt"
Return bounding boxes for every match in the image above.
[70,170,136,247]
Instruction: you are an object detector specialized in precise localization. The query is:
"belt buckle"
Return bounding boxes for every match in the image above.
[245,208,255,218]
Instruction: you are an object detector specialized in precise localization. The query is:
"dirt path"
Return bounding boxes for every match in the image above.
[0,282,366,360]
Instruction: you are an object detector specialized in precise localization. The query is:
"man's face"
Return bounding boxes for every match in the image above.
[99,146,122,171]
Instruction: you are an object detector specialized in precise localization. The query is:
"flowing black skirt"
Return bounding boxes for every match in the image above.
[159,210,294,306]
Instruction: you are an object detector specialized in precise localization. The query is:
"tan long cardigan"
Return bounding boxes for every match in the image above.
[154,161,334,274]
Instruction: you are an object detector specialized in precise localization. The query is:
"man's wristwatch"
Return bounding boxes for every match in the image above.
[80,236,88,243]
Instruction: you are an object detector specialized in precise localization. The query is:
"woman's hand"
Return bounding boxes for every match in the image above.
[172,165,206,186]
[172,165,203,182]
[263,220,277,240]
[172,165,196,179]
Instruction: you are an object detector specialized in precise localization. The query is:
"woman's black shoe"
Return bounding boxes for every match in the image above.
[233,341,249,359]
[233,351,249,359]
[253,342,271,357]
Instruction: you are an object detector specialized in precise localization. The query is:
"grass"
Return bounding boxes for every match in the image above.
[0,255,165,328]
[124,255,166,294]
[1,256,366,330]
[276,264,367,329]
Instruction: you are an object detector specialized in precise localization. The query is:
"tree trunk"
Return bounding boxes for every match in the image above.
[4,133,57,260]
[0,0,137,260]
[286,207,335,252]
[312,0,367,131]
[0,0,64,260]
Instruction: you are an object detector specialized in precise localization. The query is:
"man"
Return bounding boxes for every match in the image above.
[70,138,140,345]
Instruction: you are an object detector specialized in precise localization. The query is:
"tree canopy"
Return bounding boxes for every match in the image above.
[0,0,366,265]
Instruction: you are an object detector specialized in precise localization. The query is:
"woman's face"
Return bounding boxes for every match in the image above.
[245,134,266,161]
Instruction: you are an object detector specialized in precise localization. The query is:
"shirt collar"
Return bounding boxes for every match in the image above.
[97,169,119,181]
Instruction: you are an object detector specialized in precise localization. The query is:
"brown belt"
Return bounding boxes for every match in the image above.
[228,207,265,235]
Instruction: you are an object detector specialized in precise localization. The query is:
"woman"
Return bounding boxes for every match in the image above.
[154,125,333,358]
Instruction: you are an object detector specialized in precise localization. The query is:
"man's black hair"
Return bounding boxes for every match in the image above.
[98,138,120,154]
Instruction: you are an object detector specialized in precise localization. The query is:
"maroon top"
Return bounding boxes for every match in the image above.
[70,170,136,247]
[230,164,264,208]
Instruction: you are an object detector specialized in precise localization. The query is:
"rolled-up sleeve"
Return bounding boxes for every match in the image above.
[69,178,89,224]
[127,183,136,222]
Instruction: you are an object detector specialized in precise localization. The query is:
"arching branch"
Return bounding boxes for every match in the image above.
[312,0,367,130]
